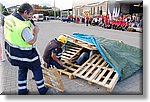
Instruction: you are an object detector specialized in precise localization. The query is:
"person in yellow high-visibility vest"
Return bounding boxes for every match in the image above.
[4,3,48,95]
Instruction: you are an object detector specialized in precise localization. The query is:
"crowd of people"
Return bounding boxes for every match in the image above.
[63,14,143,32]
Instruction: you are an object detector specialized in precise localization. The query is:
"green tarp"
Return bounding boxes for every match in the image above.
[72,33,143,80]
[95,36,143,80]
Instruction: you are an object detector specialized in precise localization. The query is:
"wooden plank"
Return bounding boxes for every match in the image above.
[68,47,80,51]
[66,46,82,50]
[63,65,76,72]
[99,70,114,85]
[73,54,98,75]
[83,57,105,80]
[101,67,116,72]
[61,59,76,66]
[64,34,97,50]
[94,68,107,83]
[61,60,80,71]
[65,34,97,49]
[88,66,103,80]
[65,50,78,55]
[106,64,109,68]
[105,72,118,89]
[83,57,104,78]
[45,83,64,92]
[42,67,60,78]
[42,67,64,92]
[57,69,74,79]
[62,46,83,61]
[100,60,107,67]
[57,59,80,79]
[78,55,100,76]
[62,53,74,58]
[61,55,71,60]
[66,48,81,52]
[70,50,83,61]
[43,72,58,79]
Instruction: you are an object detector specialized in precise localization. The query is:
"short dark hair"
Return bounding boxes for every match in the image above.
[18,3,33,14]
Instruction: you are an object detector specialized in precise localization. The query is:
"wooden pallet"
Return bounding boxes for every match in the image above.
[60,41,83,79]
[41,64,64,92]
[73,54,118,92]
[61,42,83,61]
[58,35,119,92]
[59,58,81,79]
[64,34,97,50]
[40,34,119,92]
[59,34,97,79]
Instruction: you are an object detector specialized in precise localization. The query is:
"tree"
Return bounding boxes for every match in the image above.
[43,11,49,16]
[48,10,54,16]
[0,3,2,13]
[42,5,49,9]
[0,3,9,16]
[56,10,60,17]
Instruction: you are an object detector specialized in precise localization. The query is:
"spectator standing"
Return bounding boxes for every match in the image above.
[85,15,89,26]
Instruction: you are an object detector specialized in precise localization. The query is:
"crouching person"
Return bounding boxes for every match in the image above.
[75,49,98,65]
[43,35,67,69]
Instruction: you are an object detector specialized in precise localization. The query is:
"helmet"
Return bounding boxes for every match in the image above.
[57,35,67,44]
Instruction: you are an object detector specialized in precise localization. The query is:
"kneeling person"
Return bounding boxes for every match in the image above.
[43,35,67,69]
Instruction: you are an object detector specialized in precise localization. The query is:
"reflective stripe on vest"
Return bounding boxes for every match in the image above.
[5,50,39,62]
[5,41,39,63]
[5,39,36,50]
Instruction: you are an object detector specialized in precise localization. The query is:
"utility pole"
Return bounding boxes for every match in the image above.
[54,0,56,19]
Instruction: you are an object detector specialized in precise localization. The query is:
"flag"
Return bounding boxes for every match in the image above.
[115,8,118,17]
[108,7,112,20]
[112,8,115,18]
[117,8,120,17]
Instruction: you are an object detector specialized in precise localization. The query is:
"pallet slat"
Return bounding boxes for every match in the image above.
[84,57,104,78]
[64,34,97,50]
[99,70,114,85]
[78,55,100,76]
[73,54,98,75]
[41,66,64,92]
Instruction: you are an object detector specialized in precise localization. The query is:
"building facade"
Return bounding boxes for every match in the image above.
[72,0,143,17]
[72,0,107,16]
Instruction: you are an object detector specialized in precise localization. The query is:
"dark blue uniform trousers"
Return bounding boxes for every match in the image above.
[47,59,65,69]
[18,65,47,95]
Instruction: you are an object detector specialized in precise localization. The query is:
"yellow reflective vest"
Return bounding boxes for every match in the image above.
[4,14,40,66]
[4,15,32,48]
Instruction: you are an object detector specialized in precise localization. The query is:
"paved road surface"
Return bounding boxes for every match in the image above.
[0,21,143,95]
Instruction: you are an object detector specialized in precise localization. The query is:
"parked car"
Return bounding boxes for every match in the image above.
[49,16,58,20]
[0,13,5,26]
[61,17,69,22]
[32,14,44,21]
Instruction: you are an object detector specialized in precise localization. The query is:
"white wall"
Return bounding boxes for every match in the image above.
[116,0,143,3]
[72,0,142,7]
[72,0,108,7]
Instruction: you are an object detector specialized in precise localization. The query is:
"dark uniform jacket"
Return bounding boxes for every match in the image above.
[43,39,62,63]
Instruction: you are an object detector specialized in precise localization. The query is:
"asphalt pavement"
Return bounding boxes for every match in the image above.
[0,21,143,95]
